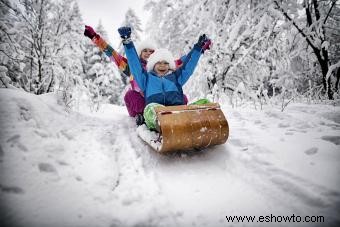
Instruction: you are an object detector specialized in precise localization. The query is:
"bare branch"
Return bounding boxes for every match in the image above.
[0,75,9,88]
[323,0,336,24]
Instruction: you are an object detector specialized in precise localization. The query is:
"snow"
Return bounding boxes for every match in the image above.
[136,124,162,151]
[1,88,340,227]
[326,61,340,81]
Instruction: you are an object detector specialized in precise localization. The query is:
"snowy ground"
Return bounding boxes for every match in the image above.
[0,88,340,227]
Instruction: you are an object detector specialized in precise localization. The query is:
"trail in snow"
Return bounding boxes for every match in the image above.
[1,89,340,227]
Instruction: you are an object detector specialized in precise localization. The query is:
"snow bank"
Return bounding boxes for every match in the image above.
[0,89,120,227]
[1,88,340,227]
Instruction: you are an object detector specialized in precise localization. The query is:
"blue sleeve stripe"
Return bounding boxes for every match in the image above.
[124,42,147,91]
[178,48,201,85]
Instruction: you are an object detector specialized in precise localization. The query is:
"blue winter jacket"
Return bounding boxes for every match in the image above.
[124,42,202,106]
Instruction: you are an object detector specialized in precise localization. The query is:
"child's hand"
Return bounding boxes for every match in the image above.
[118,27,132,39]
[202,39,212,52]
[197,34,208,47]
[196,34,211,53]
[84,25,97,39]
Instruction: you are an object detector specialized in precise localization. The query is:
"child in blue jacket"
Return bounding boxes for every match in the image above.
[118,27,211,130]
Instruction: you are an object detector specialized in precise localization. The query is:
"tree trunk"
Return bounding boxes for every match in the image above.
[30,43,34,92]
[305,0,313,26]
[207,74,216,91]
[37,58,43,94]
[311,0,333,99]
[314,48,332,99]
[320,59,333,99]
[46,72,54,93]
[335,68,340,93]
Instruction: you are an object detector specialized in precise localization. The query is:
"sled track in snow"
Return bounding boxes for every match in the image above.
[110,119,180,226]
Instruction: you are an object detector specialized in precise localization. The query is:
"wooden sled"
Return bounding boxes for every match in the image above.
[137,103,229,154]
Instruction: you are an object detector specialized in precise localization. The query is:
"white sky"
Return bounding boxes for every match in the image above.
[77,0,149,47]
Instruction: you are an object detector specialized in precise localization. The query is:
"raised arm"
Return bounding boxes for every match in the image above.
[84,25,130,77]
[177,34,212,85]
[118,27,147,92]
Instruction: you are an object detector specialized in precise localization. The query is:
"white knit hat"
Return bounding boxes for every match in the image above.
[136,39,157,56]
[146,48,176,71]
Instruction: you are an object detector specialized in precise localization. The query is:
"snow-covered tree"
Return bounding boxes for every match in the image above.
[120,8,143,43]
[1,0,124,110]
[16,0,57,94]
[48,0,86,107]
[273,0,339,99]
[0,0,25,89]
[0,0,86,99]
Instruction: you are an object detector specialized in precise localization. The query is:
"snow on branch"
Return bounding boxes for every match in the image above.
[326,61,340,81]
[273,0,318,52]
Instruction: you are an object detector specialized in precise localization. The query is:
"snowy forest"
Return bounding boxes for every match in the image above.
[1,0,339,110]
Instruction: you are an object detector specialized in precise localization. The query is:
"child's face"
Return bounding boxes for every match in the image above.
[140,48,154,61]
[154,61,170,76]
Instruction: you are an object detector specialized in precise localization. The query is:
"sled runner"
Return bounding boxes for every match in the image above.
[137,103,229,154]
